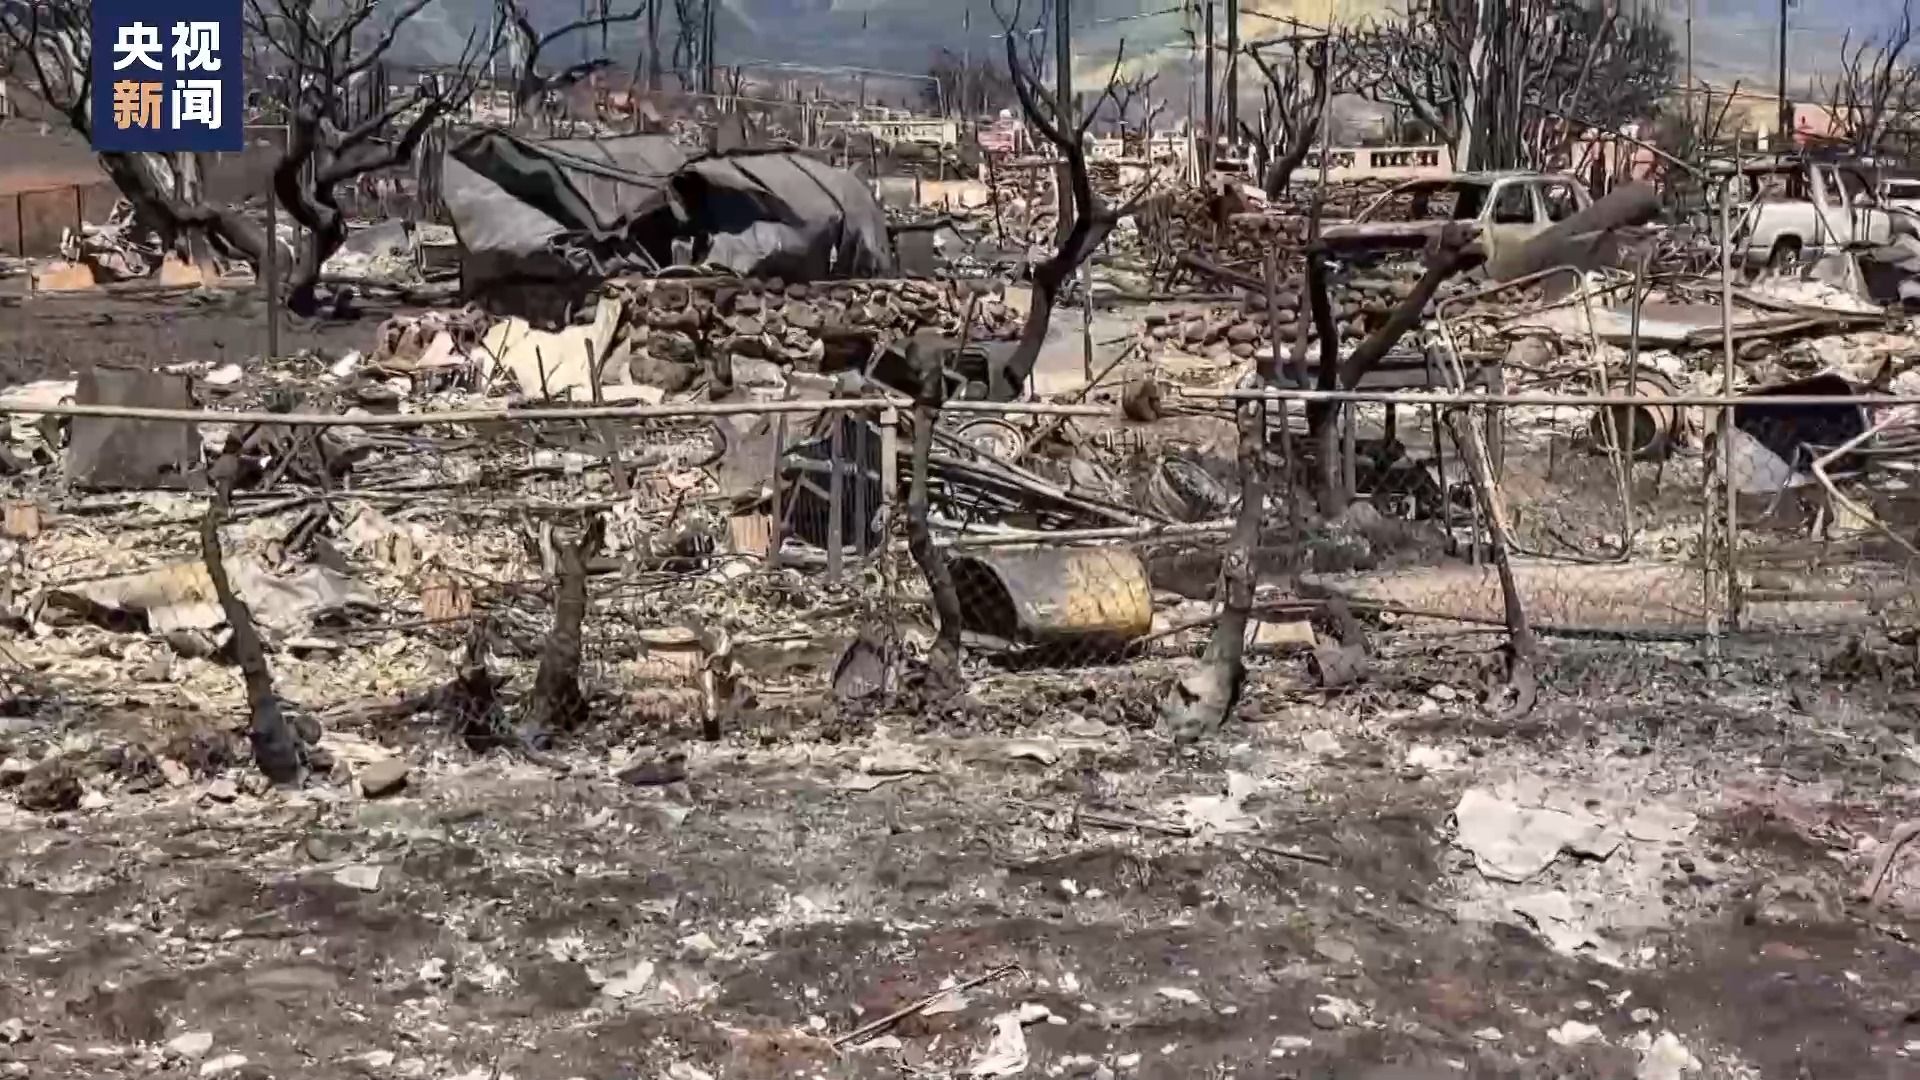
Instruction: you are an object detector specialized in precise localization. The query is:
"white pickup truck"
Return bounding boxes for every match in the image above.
[1733,158,1902,272]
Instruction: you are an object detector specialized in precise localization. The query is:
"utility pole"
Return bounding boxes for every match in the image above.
[646,0,660,92]
[1202,0,1215,172]
[703,0,718,96]
[1225,0,1237,163]
[1685,0,1694,129]
[962,6,971,120]
[1776,0,1790,147]
[1056,0,1073,242]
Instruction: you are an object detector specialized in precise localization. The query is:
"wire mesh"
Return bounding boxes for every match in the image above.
[9,383,1920,736]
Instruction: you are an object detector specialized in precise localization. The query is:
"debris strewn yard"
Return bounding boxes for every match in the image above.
[6,4,1920,1077]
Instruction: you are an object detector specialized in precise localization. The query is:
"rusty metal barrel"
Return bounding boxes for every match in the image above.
[1590,368,1681,460]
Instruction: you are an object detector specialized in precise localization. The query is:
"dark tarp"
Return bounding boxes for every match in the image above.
[670,151,896,280]
[443,129,688,294]
[445,133,894,297]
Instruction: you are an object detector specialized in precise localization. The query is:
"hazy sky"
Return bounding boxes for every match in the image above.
[768,0,1920,88]
[480,0,1920,97]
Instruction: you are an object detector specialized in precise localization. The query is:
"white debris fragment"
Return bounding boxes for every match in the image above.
[1310,995,1366,1029]
[1453,788,1623,882]
[1508,892,1627,968]
[1300,730,1342,757]
[1472,1027,1504,1042]
[1017,1002,1057,1025]
[966,1011,1031,1077]
[1155,987,1204,1006]
[1637,1032,1702,1080]
[601,960,656,1000]
[1271,1035,1314,1056]
[859,748,932,776]
[1548,1020,1603,1047]
[164,1031,213,1061]
[199,1054,249,1077]
[334,864,383,893]
[1405,745,1463,773]
[1003,739,1060,765]
[1167,771,1260,835]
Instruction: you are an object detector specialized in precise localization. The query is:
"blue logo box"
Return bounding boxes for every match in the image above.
[91,0,242,152]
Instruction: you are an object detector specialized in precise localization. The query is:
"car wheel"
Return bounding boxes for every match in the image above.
[1767,237,1804,274]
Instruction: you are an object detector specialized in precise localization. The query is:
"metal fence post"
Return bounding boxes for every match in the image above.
[265,184,279,361]
[827,415,845,584]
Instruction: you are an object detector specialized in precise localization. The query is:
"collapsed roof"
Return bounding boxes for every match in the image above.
[443,129,895,300]
[442,129,689,296]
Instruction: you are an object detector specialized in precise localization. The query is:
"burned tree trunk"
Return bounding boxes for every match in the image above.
[99,153,269,268]
[0,9,269,274]
[1162,376,1265,741]
[994,4,1154,395]
[1442,407,1539,717]
[251,0,499,317]
[1245,36,1338,199]
[200,460,303,785]
[1302,250,1343,516]
[1304,223,1477,515]
[517,520,601,746]
[906,346,964,693]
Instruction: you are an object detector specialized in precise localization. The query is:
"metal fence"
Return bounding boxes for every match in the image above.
[4,383,1918,737]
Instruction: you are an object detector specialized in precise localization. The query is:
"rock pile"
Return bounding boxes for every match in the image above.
[1145,274,1423,362]
[607,276,1022,391]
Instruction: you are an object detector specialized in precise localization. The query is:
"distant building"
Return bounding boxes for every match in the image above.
[977,112,1027,155]
[1296,144,1453,183]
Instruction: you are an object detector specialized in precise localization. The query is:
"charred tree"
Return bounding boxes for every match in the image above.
[1161,375,1264,741]
[1304,223,1477,515]
[1106,70,1166,154]
[516,516,603,746]
[201,450,304,785]
[905,336,964,693]
[0,0,268,269]
[497,0,649,128]
[994,0,1155,395]
[1819,2,1920,158]
[246,0,498,315]
[1346,0,1674,172]
[1442,407,1538,717]
[1242,36,1337,198]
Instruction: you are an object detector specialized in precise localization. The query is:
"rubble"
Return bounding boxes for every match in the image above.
[355,758,410,797]
[5,66,1920,1080]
